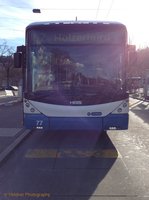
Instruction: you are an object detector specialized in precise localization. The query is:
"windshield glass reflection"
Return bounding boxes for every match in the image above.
[28,45,125,105]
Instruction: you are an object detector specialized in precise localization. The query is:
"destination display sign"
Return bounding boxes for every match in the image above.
[30,30,125,45]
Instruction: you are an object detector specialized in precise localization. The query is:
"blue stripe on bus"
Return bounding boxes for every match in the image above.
[24,113,128,131]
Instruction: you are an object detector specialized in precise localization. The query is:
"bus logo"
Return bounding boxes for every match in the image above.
[87,112,102,116]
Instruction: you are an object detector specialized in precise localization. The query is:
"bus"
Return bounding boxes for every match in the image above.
[14,21,130,131]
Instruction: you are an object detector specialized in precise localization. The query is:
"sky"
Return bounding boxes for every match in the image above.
[0,0,149,50]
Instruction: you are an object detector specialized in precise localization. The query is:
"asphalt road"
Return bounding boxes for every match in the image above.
[0,98,149,199]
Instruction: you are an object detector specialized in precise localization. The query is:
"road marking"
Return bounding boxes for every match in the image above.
[25,149,58,158]
[129,99,149,109]
[25,148,121,158]
[129,100,143,108]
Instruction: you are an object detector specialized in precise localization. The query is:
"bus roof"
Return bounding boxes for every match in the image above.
[26,21,126,29]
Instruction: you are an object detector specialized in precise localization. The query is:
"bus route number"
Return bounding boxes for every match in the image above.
[36,120,43,127]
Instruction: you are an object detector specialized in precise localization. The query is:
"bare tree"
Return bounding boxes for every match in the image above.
[0,40,14,86]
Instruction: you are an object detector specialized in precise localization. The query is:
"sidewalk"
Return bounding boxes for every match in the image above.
[0,95,30,163]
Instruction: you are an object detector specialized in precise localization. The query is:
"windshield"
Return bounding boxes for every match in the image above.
[27,44,126,105]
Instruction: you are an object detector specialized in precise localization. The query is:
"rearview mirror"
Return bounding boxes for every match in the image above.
[14,52,22,68]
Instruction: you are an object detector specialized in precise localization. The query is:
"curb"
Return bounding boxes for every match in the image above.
[0,129,31,163]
